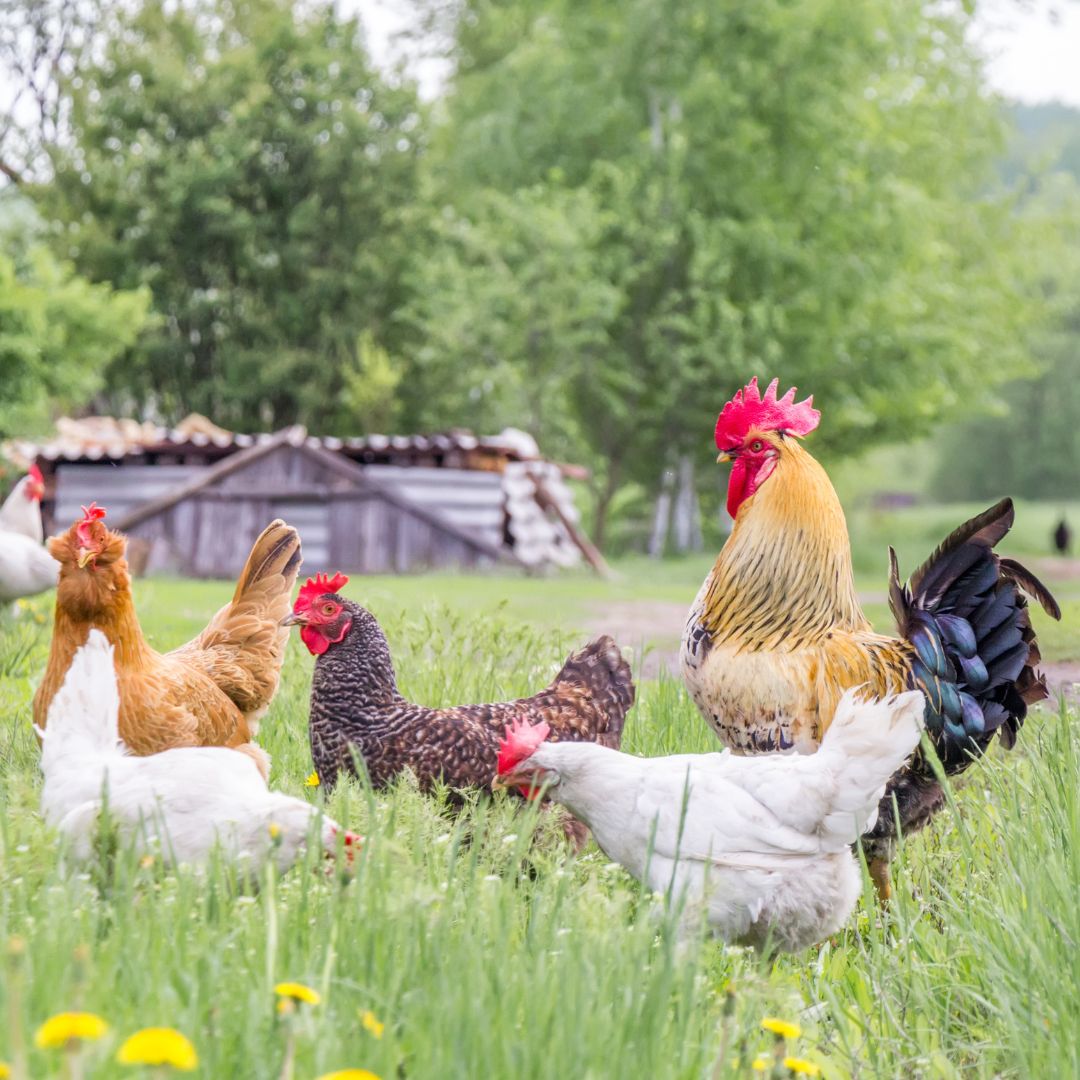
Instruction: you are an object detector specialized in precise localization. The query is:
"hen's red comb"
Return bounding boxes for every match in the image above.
[497,717,551,775]
[295,572,350,613]
[714,377,820,450]
[28,463,43,485]
[75,502,107,548]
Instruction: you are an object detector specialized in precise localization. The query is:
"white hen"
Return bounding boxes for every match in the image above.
[0,465,55,603]
[497,689,925,951]
[38,630,360,875]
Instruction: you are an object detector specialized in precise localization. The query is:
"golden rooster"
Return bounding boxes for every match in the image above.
[680,377,1060,897]
[33,504,302,778]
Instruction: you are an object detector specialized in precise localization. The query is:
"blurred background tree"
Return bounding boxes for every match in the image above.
[0,0,1077,551]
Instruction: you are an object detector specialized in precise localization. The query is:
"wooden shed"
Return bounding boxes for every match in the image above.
[9,418,603,577]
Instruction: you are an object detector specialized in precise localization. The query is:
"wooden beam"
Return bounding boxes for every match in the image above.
[533,478,613,579]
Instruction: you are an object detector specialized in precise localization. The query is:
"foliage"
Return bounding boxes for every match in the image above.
[31,0,422,430]
[0,199,150,439]
[934,138,1080,502]
[2,581,1080,1076]
[401,0,1037,541]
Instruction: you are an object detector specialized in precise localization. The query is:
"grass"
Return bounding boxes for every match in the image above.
[1,499,1079,1078]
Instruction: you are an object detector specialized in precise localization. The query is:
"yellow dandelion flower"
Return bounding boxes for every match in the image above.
[783,1057,820,1077]
[762,1017,801,1040]
[116,1027,198,1070]
[0,1062,11,1078]
[34,1011,109,1048]
[305,772,320,787]
[360,1010,384,1038]
[268,822,282,840]
[274,982,321,1006]
[751,1056,771,1072]
[315,1072,381,1080]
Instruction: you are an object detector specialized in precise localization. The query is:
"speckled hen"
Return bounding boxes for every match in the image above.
[284,573,635,794]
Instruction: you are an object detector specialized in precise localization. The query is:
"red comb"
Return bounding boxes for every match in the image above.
[497,717,551,775]
[75,503,107,547]
[295,572,350,613]
[28,463,43,485]
[714,377,820,450]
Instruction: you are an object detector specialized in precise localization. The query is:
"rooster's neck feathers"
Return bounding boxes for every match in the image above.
[703,440,867,648]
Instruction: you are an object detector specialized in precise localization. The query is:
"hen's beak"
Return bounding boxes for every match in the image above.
[76,547,95,569]
[280,611,307,627]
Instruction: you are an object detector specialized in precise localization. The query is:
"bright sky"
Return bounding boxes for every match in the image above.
[357,0,1080,105]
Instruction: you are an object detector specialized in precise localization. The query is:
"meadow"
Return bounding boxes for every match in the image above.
[1,505,1078,1079]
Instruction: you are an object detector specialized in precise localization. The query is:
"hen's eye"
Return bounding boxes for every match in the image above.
[750,439,764,453]
[322,603,336,615]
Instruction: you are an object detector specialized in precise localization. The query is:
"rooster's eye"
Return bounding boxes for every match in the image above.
[749,439,764,453]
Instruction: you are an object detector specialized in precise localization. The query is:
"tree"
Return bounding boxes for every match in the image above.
[30,0,424,430]
[0,197,150,438]
[409,0,1037,546]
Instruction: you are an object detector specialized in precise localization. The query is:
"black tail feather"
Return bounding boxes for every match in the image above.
[890,499,1060,773]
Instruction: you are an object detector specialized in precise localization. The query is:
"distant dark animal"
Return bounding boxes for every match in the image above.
[285,573,635,795]
[1053,517,1071,556]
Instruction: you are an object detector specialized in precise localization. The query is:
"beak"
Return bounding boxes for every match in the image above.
[77,547,95,568]
[280,611,307,627]
[717,450,735,464]
[491,774,508,792]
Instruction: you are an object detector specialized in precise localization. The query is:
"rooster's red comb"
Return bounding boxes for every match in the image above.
[295,572,350,613]
[28,463,43,485]
[714,377,820,450]
[497,717,551,775]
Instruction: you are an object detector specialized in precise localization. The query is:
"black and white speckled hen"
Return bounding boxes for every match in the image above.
[283,573,635,794]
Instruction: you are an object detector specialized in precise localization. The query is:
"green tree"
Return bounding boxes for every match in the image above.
[29,0,423,430]
[0,202,150,438]
[410,0,1036,545]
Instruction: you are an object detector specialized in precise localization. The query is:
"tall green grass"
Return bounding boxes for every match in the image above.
[1,584,1077,1078]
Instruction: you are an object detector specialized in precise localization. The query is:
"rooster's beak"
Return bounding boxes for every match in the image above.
[716,450,735,464]
[280,611,307,627]
[76,547,95,568]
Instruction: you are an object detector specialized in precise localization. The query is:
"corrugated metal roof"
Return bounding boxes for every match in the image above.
[6,419,545,467]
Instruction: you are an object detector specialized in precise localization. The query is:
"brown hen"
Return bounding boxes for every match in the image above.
[33,504,301,778]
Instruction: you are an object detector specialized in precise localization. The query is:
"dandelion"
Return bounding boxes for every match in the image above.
[35,1012,109,1048]
[751,1056,771,1072]
[0,1063,10,1078]
[359,1010,384,1039]
[274,982,321,1013]
[315,1072,381,1080]
[268,822,282,840]
[761,1017,801,1041]
[783,1057,820,1077]
[305,772,320,787]
[275,982,321,1080]
[116,1027,198,1071]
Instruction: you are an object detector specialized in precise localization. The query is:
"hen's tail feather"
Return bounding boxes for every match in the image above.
[230,519,303,607]
[551,635,635,749]
[813,689,925,845]
[888,499,1059,774]
[39,629,122,761]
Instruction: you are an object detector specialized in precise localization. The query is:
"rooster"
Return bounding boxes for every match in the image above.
[283,573,635,794]
[680,377,1061,898]
[495,689,924,951]
[38,630,359,874]
[0,464,57,605]
[33,504,302,778]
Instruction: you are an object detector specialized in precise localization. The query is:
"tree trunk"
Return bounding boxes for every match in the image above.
[591,463,621,553]
[649,466,676,558]
[672,454,702,553]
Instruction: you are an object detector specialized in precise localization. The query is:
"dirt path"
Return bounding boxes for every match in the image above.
[582,598,1079,700]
